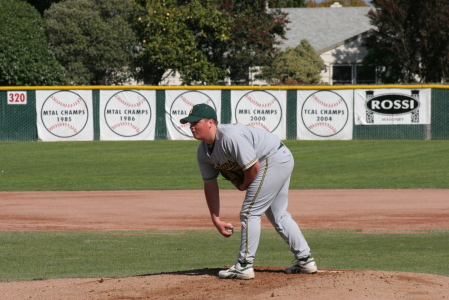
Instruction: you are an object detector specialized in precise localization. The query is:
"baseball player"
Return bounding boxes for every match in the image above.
[180,104,317,280]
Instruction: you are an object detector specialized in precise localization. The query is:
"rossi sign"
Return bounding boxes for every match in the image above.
[354,89,431,125]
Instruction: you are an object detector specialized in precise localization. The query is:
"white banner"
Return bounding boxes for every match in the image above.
[231,90,287,140]
[297,90,353,140]
[36,90,93,141]
[354,89,431,125]
[99,90,156,140]
[165,90,221,140]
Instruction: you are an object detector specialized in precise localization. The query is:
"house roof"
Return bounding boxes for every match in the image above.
[277,7,375,52]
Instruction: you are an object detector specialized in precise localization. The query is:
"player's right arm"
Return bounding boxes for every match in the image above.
[204,180,233,238]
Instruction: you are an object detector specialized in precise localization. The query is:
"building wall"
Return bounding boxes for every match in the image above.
[319,35,371,84]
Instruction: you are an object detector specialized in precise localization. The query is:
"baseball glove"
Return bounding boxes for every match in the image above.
[219,169,244,190]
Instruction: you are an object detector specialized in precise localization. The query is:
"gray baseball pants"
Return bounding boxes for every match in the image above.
[238,145,311,264]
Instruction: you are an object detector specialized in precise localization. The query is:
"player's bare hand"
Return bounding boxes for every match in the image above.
[217,222,234,238]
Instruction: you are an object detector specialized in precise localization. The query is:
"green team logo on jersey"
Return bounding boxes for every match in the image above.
[215,160,241,171]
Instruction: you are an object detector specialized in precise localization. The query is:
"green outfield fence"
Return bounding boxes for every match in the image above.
[0,85,448,141]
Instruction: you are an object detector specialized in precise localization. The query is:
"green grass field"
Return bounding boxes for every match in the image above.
[0,229,448,282]
[0,140,448,281]
[1,140,448,190]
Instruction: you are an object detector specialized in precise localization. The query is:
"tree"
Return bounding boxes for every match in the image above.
[363,0,449,83]
[25,0,62,15]
[134,0,230,85]
[219,0,290,84]
[306,0,369,7]
[0,0,66,86]
[134,0,289,85]
[258,39,325,85]
[269,0,306,8]
[44,0,138,85]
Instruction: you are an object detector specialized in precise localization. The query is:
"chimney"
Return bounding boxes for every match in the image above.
[330,2,343,7]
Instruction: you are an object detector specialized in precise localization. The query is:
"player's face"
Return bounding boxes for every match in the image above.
[189,119,212,141]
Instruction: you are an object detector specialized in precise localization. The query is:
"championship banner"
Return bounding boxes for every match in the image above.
[230,90,287,140]
[165,90,221,140]
[36,90,93,141]
[354,89,431,125]
[297,90,353,140]
[99,90,156,140]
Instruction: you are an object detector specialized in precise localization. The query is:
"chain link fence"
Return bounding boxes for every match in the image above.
[431,88,449,140]
[0,91,37,141]
[1,87,448,141]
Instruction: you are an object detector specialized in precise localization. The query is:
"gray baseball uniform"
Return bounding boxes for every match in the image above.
[197,124,311,264]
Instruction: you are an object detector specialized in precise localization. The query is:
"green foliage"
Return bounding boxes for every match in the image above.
[1,140,449,191]
[0,229,447,281]
[25,0,62,15]
[259,39,325,84]
[134,0,290,85]
[218,0,289,84]
[134,0,230,85]
[0,0,67,86]
[364,0,449,83]
[44,0,138,85]
[269,0,306,8]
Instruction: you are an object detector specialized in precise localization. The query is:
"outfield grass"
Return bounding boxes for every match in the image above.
[0,140,448,282]
[0,229,447,282]
[1,140,448,191]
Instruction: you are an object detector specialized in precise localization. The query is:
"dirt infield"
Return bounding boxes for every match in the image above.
[1,189,448,299]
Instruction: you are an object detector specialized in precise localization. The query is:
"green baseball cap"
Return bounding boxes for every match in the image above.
[180,104,217,124]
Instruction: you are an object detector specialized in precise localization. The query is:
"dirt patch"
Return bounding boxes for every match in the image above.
[0,189,448,299]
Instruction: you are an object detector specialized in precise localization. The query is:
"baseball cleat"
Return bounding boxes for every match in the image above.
[284,256,318,274]
[218,262,255,280]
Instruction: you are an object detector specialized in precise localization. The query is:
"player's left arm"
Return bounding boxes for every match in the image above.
[239,161,260,191]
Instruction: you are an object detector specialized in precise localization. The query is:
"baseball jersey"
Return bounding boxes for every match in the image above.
[197,124,281,182]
